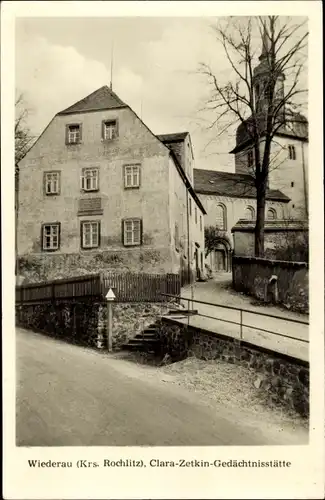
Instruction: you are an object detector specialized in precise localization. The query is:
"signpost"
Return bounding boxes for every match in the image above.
[105,288,116,352]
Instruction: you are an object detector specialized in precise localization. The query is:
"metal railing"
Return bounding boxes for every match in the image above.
[161,293,309,346]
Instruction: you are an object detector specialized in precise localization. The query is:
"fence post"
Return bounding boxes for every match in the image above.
[106,288,116,352]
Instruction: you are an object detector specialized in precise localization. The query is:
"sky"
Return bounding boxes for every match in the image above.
[15,16,308,172]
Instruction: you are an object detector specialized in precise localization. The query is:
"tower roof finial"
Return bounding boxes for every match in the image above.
[259,23,270,61]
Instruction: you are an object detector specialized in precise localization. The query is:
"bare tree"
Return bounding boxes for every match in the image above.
[15,92,35,177]
[204,225,230,257]
[200,16,308,256]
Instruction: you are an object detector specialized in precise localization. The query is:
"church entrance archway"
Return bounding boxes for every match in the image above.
[208,239,231,273]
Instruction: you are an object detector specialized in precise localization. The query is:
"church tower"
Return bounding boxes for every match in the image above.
[230,25,308,219]
[253,26,285,116]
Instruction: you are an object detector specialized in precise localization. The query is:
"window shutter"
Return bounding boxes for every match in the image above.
[65,125,69,145]
[97,221,101,248]
[57,222,61,249]
[79,124,83,143]
[101,120,105,140]
[121,219,125,245]
[80,222,84,249]
[80,170,84,190]
[140,219,143,245]
[115,119,119,138]
[41,224,44,250]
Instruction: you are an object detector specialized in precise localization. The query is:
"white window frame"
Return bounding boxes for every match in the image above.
[42,223,60,251]
[124,164,140,188]
[68,125,81,144]
[123,219,141,246]
[81,168,99,192]
[45,172,60,195]
[103,120,117,141]
[81,221,100,249]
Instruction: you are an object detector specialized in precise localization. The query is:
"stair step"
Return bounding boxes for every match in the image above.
[127,338,159,345]
[134,333,157,340]
[166,309,198,315]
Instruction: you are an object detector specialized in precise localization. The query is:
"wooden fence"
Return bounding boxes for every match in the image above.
[16,272,181,304]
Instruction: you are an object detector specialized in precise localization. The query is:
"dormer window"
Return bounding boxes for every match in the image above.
[102,120,118,141]
[66,124,82,144]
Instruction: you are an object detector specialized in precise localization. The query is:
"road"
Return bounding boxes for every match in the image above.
[16,328,307,446]
[180,275,309,361]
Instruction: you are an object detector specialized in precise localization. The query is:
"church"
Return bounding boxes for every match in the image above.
[194,30,308,273]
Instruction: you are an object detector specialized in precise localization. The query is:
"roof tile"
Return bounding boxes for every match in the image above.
[194,169,290,202]
[57,86,126,115]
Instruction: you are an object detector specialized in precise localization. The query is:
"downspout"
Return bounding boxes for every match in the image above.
[301,142,308,218]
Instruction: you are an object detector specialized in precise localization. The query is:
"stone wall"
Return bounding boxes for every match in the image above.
[232,219,308,261]
[232,256,308,314]
[18,249,171,284]
[159,318,309,417]
[16,300,170,349]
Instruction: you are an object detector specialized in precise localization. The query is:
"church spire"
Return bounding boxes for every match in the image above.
[259,23,270,61]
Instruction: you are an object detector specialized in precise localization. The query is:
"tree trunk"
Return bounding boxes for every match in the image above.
[255,181,267,257]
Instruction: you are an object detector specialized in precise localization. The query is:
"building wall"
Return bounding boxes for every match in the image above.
[234,136,308,218]
[17,107,175,272]
[168,157,205,277]
[198,194,286,246]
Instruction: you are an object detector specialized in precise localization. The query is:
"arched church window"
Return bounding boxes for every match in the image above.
[288,145,296,160]
[216,204,226,230]
[267,208,277,220]
[245,206,255,220]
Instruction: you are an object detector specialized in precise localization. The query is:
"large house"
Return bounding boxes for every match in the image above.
[193,32,308,273]
[17,86,205,281]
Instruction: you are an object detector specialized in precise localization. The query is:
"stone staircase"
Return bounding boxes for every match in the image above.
[121,322,161,354]
[121,307,198,354]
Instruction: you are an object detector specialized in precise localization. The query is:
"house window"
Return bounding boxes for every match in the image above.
[81,221,100,249]
[245,206,255,220]
[288,145,296,160]
[42,223,60,251]
[195,207,197,224]
[200,215,203,231]
[66,124,81,144]
[267,208,277,220]
[123,218,142,246]
[81,168,99,191]
[44,172,60,195]
[247,150,254,169]
[124,164,140,188]
[216,204,226,230]
[291,181,295,187]
[102,120,118,141]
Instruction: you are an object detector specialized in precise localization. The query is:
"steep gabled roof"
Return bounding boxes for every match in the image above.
[157,132,189,143]
[194,169,290,202]
[57,85,126,115]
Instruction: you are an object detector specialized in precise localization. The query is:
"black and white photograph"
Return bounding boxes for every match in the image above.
[2,1,324,499]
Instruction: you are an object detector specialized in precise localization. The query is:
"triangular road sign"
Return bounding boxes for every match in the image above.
[105,288,116,301]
